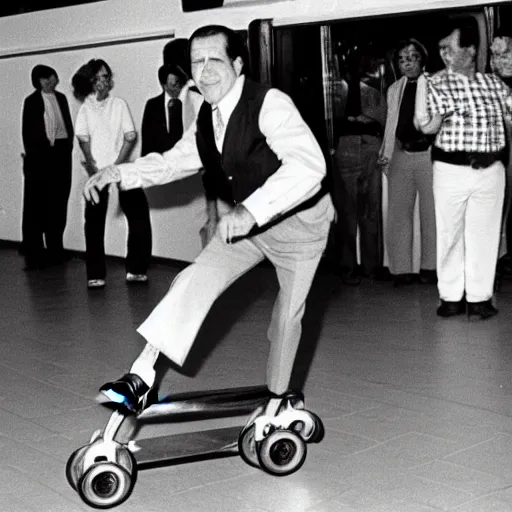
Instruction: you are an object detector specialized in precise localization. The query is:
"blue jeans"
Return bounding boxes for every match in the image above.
[332,134,383,274]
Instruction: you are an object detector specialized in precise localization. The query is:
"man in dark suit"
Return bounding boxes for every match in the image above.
[140,64,203,156]
[21,64,74,269]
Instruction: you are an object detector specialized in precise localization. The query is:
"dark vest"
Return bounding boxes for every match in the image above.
[196,78,281,205]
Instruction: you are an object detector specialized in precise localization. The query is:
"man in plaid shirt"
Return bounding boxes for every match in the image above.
[417,18,512,319]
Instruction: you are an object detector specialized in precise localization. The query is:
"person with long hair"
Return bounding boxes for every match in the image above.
[72,59,151,289]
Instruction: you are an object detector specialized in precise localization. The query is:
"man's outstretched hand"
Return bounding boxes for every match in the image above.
[218,205,256,244]
[83,165,121,204]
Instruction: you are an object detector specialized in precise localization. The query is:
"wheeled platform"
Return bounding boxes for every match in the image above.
[66,385,324,509]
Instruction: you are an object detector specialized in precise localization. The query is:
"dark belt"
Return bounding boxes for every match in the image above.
[398,140,431,153]
[431,146,505,169]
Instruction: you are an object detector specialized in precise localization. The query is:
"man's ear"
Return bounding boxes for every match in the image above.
[233,56,243,76]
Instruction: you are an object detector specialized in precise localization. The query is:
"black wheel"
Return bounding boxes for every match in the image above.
[309,412,325,443]
[238,425,260,469]
[78,462,134,509]
[65,445,89,491]
[258,430,307,476]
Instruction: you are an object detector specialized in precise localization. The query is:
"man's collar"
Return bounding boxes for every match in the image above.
[214,75,245,121]
[446,67,478,81]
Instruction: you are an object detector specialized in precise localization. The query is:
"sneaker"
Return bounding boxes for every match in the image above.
[100,373,151,413]
[87,279,106,289]
[126,273,148,283]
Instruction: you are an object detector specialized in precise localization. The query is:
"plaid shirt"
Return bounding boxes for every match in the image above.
[426,69,512,153]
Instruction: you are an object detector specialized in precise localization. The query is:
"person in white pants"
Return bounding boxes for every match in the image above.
[83,24,334,413]
[416,18,512,319]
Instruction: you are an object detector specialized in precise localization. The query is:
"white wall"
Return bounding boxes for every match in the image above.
[0,0,502,262]
[0,36,209,262]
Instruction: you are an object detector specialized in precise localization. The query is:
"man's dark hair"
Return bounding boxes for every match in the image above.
[158,63,189,86]
[438,17,480,50]
[395,38,428,67]
[188,25,248,74]
[71,59,112,102]
[31,64,58,90]
[163,38,190,75]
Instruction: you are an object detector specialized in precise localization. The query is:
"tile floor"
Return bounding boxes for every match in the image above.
[2,246,512,511]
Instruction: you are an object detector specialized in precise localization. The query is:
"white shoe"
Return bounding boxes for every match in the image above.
[87,279,106,289]
[126,273,148,283]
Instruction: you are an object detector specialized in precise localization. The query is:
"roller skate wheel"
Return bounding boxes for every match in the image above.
[65,445,90,492]
[238,425,260,469]
[258,429,307,476]
[78,462,134,509]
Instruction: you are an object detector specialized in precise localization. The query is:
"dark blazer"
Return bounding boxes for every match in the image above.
[22,90,74,157]
[141,87,203,156]
[140,93,171,157]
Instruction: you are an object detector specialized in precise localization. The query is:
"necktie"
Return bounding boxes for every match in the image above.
[167,98,183,148]
[213,106,224,143]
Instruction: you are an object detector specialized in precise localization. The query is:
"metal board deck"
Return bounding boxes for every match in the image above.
[133,426,242,469]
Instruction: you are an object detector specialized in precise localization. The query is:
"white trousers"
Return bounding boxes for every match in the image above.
[433,160,505,303]
[137,195,333,394]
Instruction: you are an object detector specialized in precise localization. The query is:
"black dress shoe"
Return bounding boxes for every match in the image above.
[467,300,498,320]
[437,299,466,317]
[419,269,438,285]
[393,274,414,287]
[100,373,152,413]
[372,267,392,282]
[341,270,362,286]
[498,256,512,275]
[23,259,48,271]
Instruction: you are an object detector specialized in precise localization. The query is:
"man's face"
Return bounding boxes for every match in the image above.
[40,74,58,93]
[163,73,183,98]
[398,45,423,79]
[190,33,242,105]
[439,29,475,72]
[93,66,112,99]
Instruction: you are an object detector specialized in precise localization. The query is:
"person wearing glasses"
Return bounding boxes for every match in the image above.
[378,39,437,287]
[72,59,149,289]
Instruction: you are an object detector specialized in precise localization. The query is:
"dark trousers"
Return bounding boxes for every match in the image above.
[85,187,152,280]
[22,140,72,265]
[332,134,383,274]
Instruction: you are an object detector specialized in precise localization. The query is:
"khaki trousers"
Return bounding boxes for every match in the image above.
[433,160,505,303]
[387,146,436,274]
[138,195,333,394]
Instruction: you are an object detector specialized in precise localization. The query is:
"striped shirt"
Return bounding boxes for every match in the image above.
[426,69,512,153]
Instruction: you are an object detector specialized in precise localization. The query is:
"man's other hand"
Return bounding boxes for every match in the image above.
[83,165,121,204]
[217,205,256,244]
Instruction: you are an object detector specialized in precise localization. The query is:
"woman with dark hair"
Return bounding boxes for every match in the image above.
[378,38,437,287]
[72,59,151,289]
[21,64,74,270]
